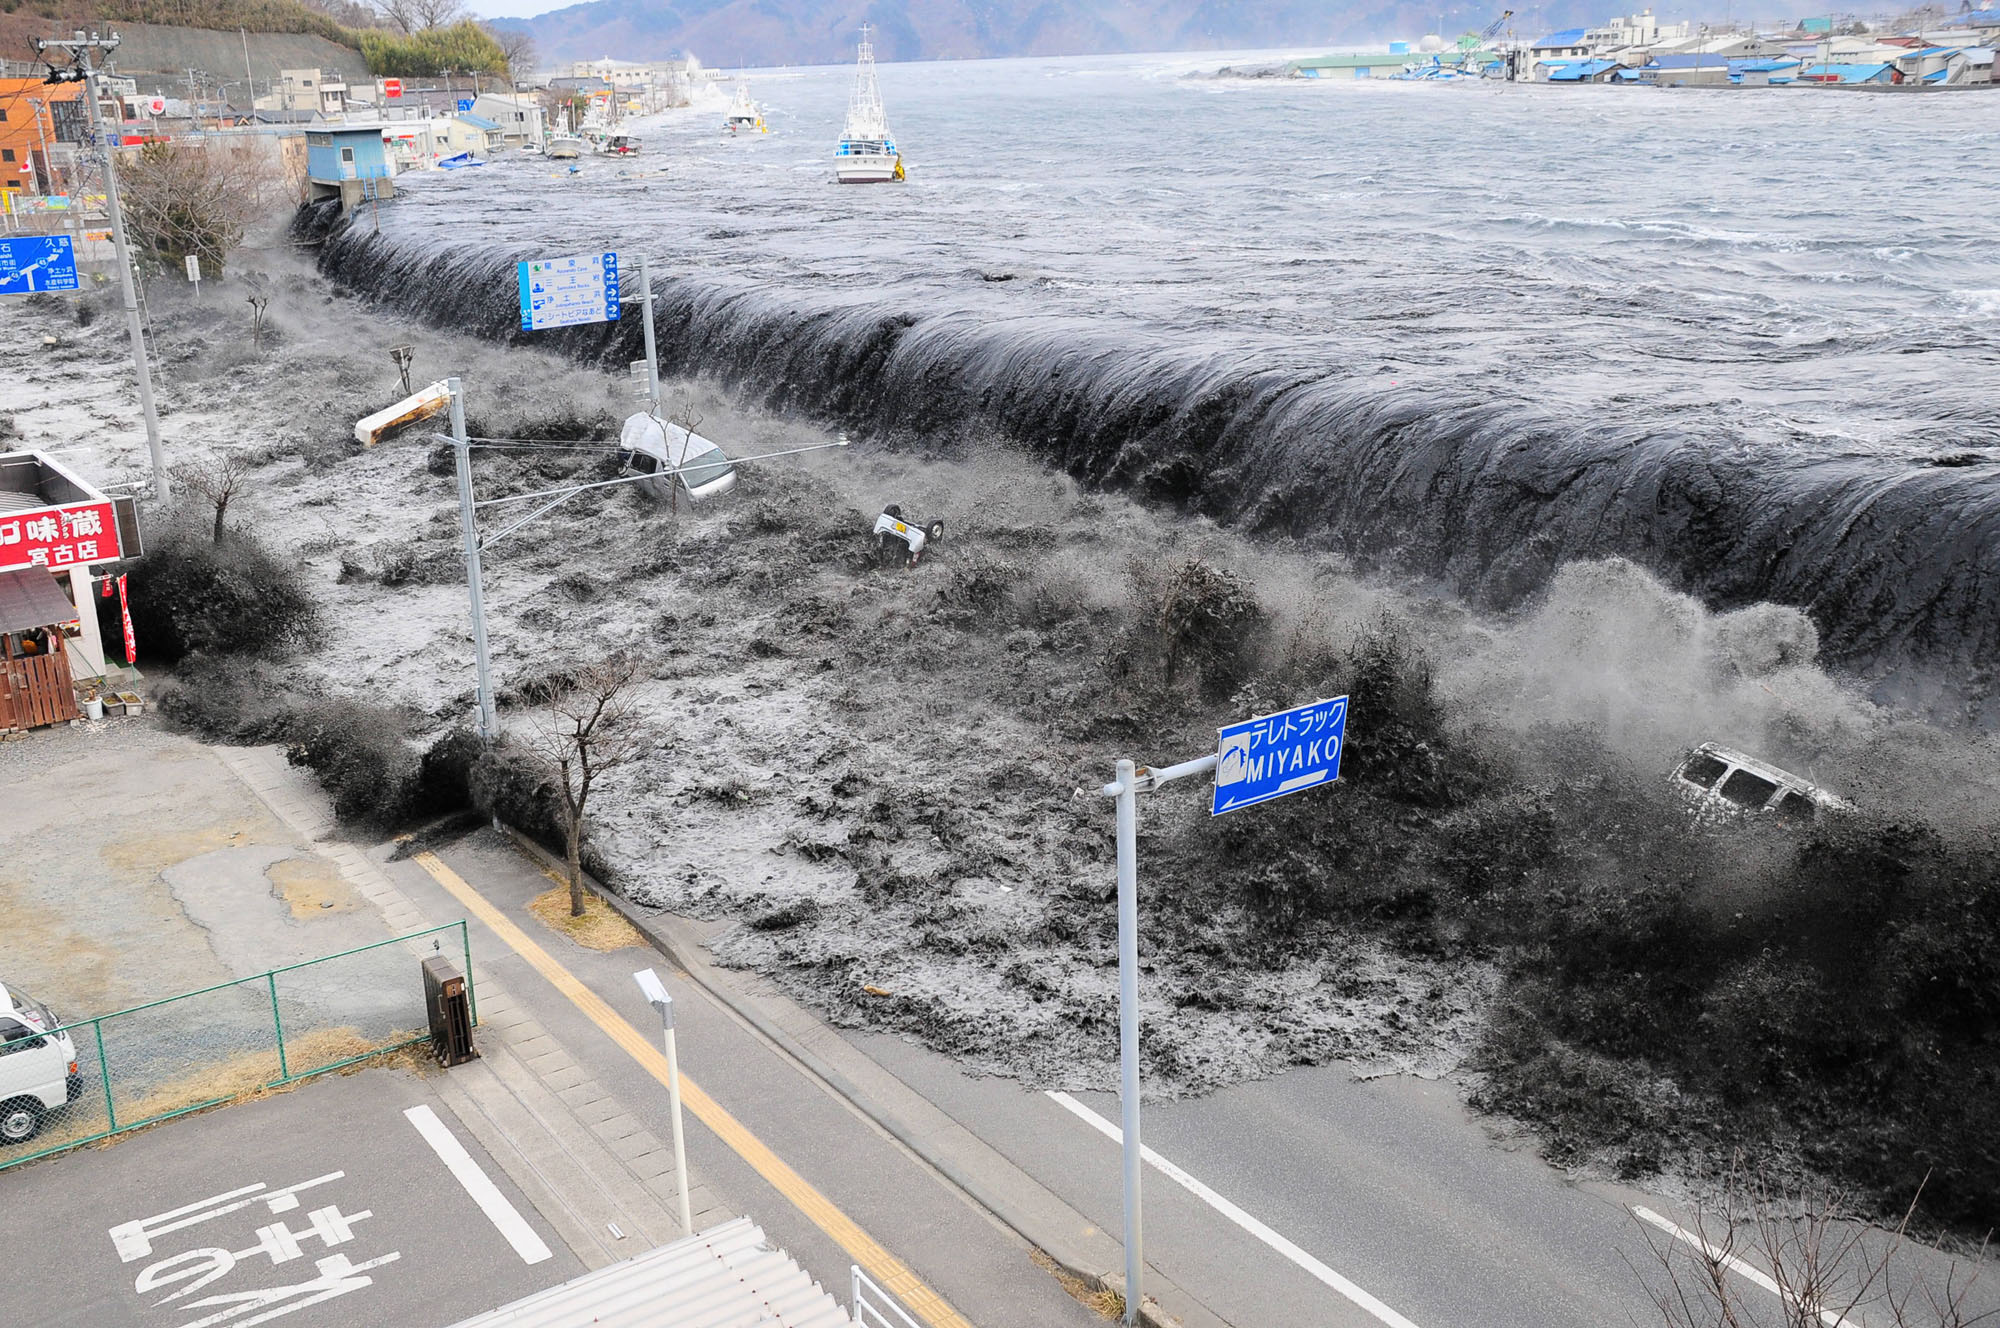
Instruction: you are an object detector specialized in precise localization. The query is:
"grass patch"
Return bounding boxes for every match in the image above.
[1030,1250,1125,1321]
[528,884,646,952]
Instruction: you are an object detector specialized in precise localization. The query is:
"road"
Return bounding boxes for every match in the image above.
[0,1067,580,1328]
[388,833,1102,1328]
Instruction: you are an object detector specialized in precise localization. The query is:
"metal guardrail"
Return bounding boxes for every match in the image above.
[852,1265,924,1328]
[0,922,473,1171]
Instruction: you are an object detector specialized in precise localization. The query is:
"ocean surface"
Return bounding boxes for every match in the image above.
[311,54,2000,718]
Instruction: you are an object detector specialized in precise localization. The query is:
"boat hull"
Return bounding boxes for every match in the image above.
[836,157,902,183]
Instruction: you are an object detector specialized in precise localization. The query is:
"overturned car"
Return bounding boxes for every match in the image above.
[1671,743,1849,826]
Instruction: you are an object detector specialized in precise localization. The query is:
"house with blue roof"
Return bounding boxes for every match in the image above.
[1796,61,1898,83]
[1544,58,1623,82]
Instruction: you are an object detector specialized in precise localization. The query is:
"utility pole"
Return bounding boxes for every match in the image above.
[240,27,254,110]
[448,377,497,741]
[34,30,170,503]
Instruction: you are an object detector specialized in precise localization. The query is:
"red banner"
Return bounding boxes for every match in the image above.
[0,500,122,574]
[117,573,136,664]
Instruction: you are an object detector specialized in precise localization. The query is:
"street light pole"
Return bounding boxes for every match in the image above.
[633,968,694,1235]
[36,30,170,503]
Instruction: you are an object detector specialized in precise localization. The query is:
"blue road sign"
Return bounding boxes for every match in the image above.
[0,235,80,295]
[457,97,475,112]
[516,251,620,331]
[1211,695,1348,816]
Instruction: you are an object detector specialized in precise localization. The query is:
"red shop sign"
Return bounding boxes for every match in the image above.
[0,500,123,573]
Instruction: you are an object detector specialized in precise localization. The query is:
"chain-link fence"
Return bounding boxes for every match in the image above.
[0,922,473,1170]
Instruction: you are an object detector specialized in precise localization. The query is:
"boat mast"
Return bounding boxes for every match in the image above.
[846,24,887,138]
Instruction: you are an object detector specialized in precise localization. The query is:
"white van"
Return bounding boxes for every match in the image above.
[0,979,82,1146]
[619,412,738,505]
[1671,743,1847,826]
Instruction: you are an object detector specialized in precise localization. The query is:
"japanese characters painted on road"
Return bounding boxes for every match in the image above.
[1211,695,1349,816]
[516,251,620,331]
[108,1170,400,1328]
[0,234,80,295]
[0,500,122,573]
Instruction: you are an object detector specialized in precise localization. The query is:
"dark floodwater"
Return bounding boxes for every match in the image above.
[311,53,2000,719]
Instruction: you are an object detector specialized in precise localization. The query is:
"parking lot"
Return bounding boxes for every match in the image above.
[0,1066,581,1328]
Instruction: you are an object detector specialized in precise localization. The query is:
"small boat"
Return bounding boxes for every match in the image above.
[835,27,903,184]
[546,136,586,160]
[724,84,767,135]
[604,134,642,156]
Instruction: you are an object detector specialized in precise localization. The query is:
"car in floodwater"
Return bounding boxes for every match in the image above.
[0,978,82,1146]
[619,412,738,504]
[1671,742,1848,826]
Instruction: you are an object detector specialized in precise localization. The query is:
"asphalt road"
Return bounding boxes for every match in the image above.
[859,1032,1678,1328]
[0,1066,581,1328]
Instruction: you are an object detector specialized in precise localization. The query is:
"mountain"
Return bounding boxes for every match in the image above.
[499,0,1586,70]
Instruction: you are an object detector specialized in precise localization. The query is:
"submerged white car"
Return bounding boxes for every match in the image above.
[0,979,82,1145]
[619,412,738,504]
[1671,743,1848,826]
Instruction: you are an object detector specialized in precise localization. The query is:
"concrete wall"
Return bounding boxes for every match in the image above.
[109,24,370,97]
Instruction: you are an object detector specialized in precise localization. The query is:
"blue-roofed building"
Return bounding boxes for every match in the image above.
[1968,7,2000,28]
[1543,58,1623,82]
[305,124,393,213]
[1796,61,1897,83]
[1731,56,1803,84]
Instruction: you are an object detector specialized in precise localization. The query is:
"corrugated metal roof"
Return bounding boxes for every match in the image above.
[1533,27,1588,46]
[446,1219,848,1328]
[455,113,503,130]
[1544,58,1619,79]
[1798,61,1894,80]
[0,569,79,634]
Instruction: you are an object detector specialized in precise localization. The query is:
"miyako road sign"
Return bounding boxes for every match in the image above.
[517,252,619,331]
[0,235,80,295]
[1211,695,1348,815]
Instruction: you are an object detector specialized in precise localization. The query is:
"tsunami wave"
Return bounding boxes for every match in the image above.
[302,206,2000,725]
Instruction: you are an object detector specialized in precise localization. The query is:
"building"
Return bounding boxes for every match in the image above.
[305,123,392,211]
[0,449,140,711]
[0,80,85,202]
[471,92,545,148]
[1544,58,1624,81]
[1583,8,1692,50]
[259,68,348,117]
[1289,52,1425,78]
[432,113,501,157]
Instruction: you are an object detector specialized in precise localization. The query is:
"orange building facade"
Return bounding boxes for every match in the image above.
[0,79,84,202]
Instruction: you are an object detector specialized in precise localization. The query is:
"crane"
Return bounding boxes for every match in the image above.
[1455,8,1514,69]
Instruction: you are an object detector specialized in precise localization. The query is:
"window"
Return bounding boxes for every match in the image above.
[0,108,8,121]
[0,1018,43,1053]
[1678,753,1728,790]
[627,450,659,475]
[340,146,354,163]
[1718,768,1779,810]
[1772,791,1817,827]
[1,149,13,163]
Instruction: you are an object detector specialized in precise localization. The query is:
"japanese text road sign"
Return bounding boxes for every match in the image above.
[0,235,80,295]
[457,97,475,112]
[517,252,619,331]
[1211,695,1348,816]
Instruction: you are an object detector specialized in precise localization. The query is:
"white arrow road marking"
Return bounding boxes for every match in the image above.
[405,1104,552,1265]
[1632,1205,1862,1328]
[1045,1090,1425,1328]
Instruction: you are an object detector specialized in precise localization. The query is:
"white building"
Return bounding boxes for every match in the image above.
[471,92,545,148]
[1583,9,1692,51]
[256,68,348,117]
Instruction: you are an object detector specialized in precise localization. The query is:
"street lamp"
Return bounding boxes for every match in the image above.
[632,967,694,1235]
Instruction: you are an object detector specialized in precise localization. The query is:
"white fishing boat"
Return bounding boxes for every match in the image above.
[834,27,903,184]
[546,136,586,160]
[724,84,767,135]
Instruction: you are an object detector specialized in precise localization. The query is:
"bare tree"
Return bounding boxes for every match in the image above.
[529,655,646,917]
[484,24,538,83]
[1633,1167,1997,1328]
[118,140,274,278]
[375,0,466,33]
[174,453,251,544]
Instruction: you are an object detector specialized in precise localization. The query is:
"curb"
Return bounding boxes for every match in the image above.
[491,822,1210,1328]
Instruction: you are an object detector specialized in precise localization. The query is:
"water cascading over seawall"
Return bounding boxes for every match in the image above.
[305,209,2000,724]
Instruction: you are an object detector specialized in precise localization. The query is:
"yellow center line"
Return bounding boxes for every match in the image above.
[413,851,973,1328]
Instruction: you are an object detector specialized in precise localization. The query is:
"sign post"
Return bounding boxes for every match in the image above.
[184,253,200,301]
[1099,695,1348,1325]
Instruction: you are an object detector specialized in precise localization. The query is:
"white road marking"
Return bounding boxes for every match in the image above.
[404,1104,552,1265]
[1045,1090,1424,1328]
[1632,1205,1861,1328]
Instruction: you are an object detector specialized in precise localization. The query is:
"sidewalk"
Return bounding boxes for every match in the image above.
[214,746,723,1273]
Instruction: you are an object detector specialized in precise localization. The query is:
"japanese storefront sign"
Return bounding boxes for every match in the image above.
[0,499,122,573]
